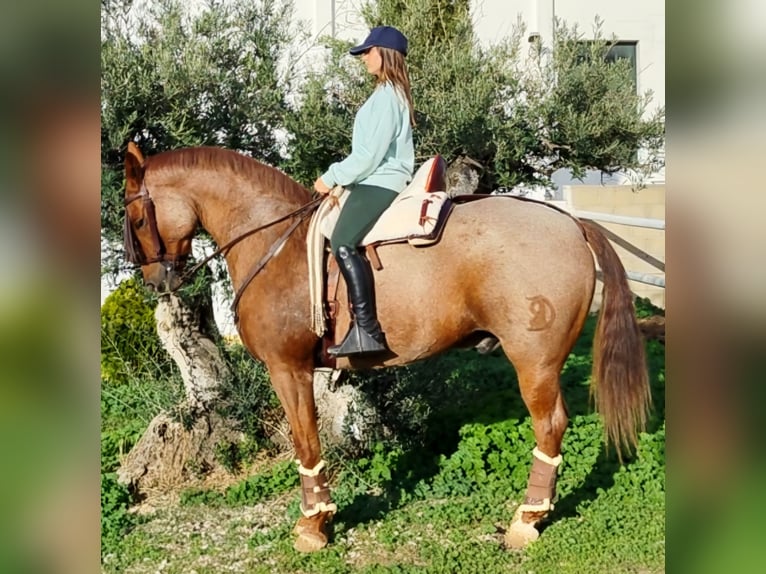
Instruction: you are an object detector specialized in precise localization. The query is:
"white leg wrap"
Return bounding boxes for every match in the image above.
[300,501,338,518]
[532,447,562,467]
[297,459,327,477]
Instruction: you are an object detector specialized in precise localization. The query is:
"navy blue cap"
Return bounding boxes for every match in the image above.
[349,26,408,56]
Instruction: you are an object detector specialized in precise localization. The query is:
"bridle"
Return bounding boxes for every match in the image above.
[123,183,185,267]
[123,181,324,320]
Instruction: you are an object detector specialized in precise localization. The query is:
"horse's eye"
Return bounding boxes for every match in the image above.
[135,218,145,229]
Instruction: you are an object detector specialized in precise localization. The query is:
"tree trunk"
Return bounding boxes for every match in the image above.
[116,411,243,495]
[118,291,243,496]
[446,155,482,196]
[312,368,378,450]
[154,293,228,411]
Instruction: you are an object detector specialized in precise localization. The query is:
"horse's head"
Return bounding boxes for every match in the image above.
[123,142,195,292]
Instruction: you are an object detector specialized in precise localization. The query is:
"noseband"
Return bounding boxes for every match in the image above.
[123,184,186,268]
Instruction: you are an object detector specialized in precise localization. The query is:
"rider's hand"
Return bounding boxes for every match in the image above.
[314,177,331,195]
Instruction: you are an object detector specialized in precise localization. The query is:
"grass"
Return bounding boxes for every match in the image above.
[101,300,665,573]
[103,428,664,573]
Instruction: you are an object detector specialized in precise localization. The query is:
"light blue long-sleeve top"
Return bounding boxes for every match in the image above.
[320,82,414,192]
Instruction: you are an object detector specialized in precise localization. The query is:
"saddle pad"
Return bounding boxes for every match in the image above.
[319,157,449,245]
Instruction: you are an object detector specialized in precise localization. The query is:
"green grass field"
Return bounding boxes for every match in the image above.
[101,302,665,573]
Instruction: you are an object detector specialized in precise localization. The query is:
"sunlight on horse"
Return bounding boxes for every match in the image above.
[123,143,650,552]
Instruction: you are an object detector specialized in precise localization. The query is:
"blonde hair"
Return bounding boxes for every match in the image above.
[376,47,416,127]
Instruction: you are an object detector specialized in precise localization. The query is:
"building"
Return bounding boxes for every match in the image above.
[473,0,664,110]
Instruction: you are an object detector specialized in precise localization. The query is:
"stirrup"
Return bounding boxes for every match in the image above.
[328,322,387,357]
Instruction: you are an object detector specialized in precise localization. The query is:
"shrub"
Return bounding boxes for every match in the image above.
[428,419,536,498]
[100,277,169,385]
[635,295,665,317]
[101,472,135,559]
[216,343,281,448]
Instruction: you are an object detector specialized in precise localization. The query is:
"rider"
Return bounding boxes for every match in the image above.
[314,26,415,357]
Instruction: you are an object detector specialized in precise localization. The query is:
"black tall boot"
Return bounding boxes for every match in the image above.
[328,245,388,357]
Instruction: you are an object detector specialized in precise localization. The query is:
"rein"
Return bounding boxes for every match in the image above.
[180,195,323,321]
[227,202,318,322]
[179,195,322,286]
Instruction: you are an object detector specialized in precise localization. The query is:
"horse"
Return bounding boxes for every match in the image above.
[122,143,650,552]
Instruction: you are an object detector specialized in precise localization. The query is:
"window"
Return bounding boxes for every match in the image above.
[576,40,638,92]
[606,41,638,90]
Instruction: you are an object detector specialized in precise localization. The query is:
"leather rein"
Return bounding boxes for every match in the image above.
[124,183,323,321]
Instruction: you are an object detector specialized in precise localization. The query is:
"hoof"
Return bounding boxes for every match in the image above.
[293,530,328,553]
[292,514,331,553]
[504,519,540,549]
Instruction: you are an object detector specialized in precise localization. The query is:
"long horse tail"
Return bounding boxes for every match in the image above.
[581,219,651,459]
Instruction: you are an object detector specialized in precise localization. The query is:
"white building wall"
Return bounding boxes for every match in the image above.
[473,0,664,113]
[293,0,366,41]
[290,0,369,76]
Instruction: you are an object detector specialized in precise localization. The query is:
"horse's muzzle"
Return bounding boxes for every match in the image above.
[142,262,183,293]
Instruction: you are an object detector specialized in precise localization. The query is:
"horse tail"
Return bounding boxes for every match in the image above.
[581,219,651,459]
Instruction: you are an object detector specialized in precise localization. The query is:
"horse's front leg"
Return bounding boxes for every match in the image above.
[268,366,336,552]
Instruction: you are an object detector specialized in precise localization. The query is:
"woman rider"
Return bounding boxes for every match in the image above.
[314,26,415,357]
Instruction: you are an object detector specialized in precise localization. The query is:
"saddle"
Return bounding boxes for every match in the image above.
[318,155,451,251]
[307,156,451,359]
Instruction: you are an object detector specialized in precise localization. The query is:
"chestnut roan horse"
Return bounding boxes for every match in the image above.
[123,144,650,551]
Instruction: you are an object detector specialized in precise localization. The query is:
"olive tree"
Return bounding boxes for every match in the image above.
[283,0,504,187]
[101,0,299,249]
[489,18,665,188]
[100,0,303,491]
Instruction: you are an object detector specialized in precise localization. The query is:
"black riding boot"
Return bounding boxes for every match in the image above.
[328,245,388,357]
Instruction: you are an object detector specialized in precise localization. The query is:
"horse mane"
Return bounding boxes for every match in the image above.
[144,147,310,203]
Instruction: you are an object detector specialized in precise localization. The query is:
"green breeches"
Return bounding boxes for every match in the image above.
[330,184,398,255]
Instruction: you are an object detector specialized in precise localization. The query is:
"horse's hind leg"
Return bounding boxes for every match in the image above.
[505,365,568,549]
[268,366,335,552]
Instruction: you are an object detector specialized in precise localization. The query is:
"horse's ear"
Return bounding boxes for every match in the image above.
[125,142,145,198]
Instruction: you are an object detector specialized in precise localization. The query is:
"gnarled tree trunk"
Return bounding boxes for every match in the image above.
[118,292,243,495]
[312,368,378,449]
[446,155,483,197]
[154,293,228,411]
